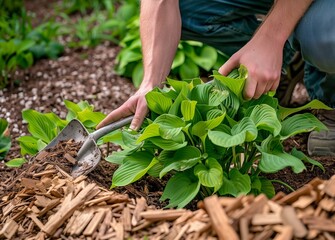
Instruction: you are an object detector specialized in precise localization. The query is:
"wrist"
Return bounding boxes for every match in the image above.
[140,74,166,89]
[254,26,287,48]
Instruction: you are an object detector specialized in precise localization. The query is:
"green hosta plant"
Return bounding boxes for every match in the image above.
[0,9,63,89]
[18,100,106,156]
[0,117,27,167]
[115,18,228,88]
[0,39,34,88]
[0,118,11,160]
[59,0,139,48]
[107,65,331,208]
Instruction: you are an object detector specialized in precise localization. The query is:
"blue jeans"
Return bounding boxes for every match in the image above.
[179,0,335,107]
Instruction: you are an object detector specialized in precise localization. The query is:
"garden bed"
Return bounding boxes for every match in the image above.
[1,1,335,239]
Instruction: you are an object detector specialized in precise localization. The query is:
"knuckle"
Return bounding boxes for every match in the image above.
[263,71,280,82]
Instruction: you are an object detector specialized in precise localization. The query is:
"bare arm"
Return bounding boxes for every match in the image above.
[97,0,181,130]
[219,0,313,100]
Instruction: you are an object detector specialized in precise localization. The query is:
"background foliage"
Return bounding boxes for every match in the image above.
[0,0,226,89]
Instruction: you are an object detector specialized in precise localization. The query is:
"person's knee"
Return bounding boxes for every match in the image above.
[295,0,335,73]
[299,34,335,73]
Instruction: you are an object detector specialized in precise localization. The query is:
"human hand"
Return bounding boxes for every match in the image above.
[218,35,284,100]
[96,86,152,131]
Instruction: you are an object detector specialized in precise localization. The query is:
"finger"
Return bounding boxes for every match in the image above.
[269,77,280,92]
[130,98,149,131]
[218,56,239,76]
[243,75,257,100]
[253,81,267,99]
[96,106,133,129]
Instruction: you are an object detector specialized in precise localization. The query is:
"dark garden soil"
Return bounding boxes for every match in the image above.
[1,0,335,211]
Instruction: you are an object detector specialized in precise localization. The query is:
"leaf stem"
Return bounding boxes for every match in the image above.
[232,146,237,168]
[184,129,195,146]
[270,179,295,192]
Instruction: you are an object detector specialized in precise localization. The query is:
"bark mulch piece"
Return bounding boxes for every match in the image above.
[1,157,335,239]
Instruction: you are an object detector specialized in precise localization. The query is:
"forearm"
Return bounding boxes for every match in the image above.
[256,0,313,46]
[139,0,181,89]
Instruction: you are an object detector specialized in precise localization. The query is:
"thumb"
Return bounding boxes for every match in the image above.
[218,56,239,76]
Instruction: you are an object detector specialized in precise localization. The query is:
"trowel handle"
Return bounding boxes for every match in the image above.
[91,115,134,141]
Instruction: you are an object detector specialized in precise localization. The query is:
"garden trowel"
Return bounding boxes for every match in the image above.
[38,115,134,177]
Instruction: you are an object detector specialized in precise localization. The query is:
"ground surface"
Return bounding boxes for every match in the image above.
[1,0,335,210]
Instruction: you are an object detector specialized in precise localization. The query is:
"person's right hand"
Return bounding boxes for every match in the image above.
[96,86,152,131]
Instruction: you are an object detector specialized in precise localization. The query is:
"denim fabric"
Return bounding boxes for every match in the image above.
[293,0,335,107]
[179,0,335,107]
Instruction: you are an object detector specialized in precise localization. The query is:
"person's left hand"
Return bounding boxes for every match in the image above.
[218,34,284,100]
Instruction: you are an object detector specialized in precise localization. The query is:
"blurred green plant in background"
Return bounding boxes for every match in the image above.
[0,0,225,89]
[0,0,63,89]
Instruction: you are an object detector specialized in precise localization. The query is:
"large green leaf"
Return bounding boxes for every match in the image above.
[136,123,160,143]
[121,129,142,149]
[116,49,142,71]
[160,171,201,208]
[168,86,189,116]
[209,88,229,106]
[259,151,306,173]
[44,112,68,130]
[146,91,173,114]
[0,136,11,160]
[77,108,106,128]
[22,109,57,143]
[154,114,185,140]
[64,99,82,121]
[189,83,212,104]
[204,137,227,159]
[258,135,283,153]
[159,146,202,178]
[147,161,165,177]
[219,169,251,197]
[243,94,278,112]
[111,151,157,187]
[179,58,200,79]
[231,117,258,142]
[208,118,257,148]
[280,113,327,140]
[181,100,197,121]
[249,104,281,136]
[166,78,189,94]
[99,129,124,146]
[5,158,27,168]
[278,99,332,120]
[37,139,47,151]
[194,158,223,192]
[213,79,240,118]
[291,148,325,172]
[105,150,128,165]
[192,46,218,71]
[149,134,187,151]
[260,177,275,198]
[212,65,247,100]
[172,50,185,69]
[0,118,8,135]
[192,113,225,138]
[77,100,93,110]
[18,135,39,155]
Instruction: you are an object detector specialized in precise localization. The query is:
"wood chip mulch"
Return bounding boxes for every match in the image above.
[1,160,335,239]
